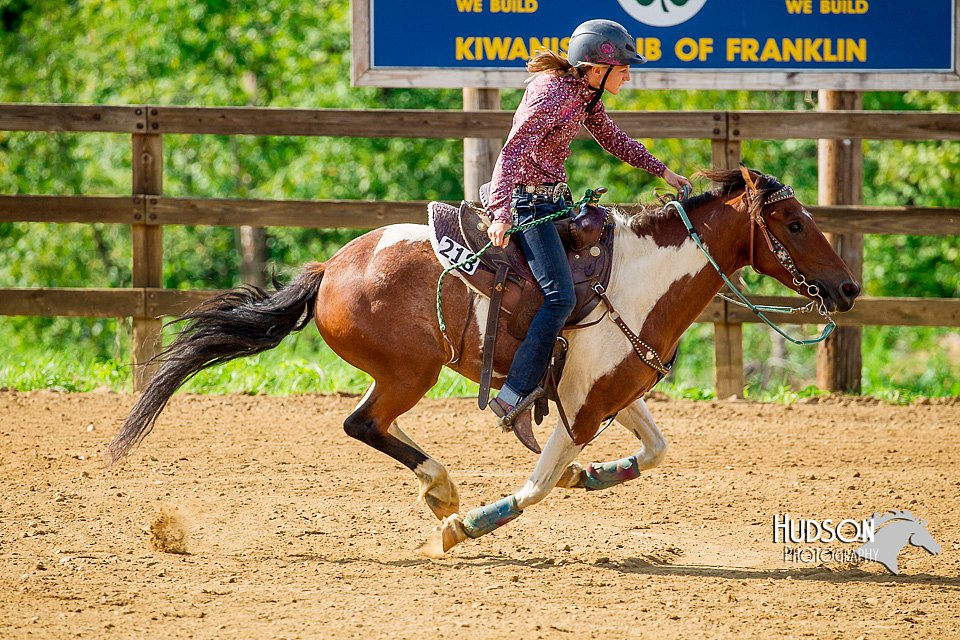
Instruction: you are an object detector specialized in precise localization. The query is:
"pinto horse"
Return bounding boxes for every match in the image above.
[108,167,859,557]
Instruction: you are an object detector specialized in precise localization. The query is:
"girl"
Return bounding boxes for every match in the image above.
[485,18,690,451]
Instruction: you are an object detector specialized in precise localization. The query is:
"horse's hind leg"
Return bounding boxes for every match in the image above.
[556,398,667,491]
[388,421,459,519]
[343,379,460,519]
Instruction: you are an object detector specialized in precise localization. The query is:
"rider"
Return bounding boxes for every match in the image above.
[485,19,691,446]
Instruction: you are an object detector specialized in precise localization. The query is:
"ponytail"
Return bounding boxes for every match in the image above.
[526,49,580,77]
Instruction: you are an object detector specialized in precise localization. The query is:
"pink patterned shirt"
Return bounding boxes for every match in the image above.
[488,73,667,224]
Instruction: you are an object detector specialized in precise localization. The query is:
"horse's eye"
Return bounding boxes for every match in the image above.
[788,221,803,233]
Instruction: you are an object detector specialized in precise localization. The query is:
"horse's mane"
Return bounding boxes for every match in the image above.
[618,167,787,237]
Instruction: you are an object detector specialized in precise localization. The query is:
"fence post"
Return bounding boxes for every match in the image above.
[463,88,501,201]
[711,135,744,399]
[817,91,863,393]
[132,133,163,392]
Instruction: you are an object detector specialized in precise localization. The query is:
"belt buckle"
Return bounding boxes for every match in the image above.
[552,182,568,202]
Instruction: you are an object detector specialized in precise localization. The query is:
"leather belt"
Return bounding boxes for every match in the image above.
[514,182,570,202]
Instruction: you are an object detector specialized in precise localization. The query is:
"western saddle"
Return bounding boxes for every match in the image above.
[427,185,616,418]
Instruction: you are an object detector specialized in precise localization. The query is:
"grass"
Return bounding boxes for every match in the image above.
[0,318,955,404]
[0,328,479,398]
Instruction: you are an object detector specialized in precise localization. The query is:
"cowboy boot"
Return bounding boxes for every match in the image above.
[489,388,545,454]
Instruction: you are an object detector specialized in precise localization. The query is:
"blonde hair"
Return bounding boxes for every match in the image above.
[526,49,580,77]
[526,49,610,85]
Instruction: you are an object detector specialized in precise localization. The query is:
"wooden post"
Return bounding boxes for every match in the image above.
[711,137,744,399]
[132,134,163,392]
[817,91,864,393]
[463,88,502,202]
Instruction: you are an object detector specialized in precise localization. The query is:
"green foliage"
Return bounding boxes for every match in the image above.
[0,0,956,398]
[0,320,478,398]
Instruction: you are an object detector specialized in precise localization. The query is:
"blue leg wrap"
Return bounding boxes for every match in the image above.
[583,456,641,491]
[462,496,523,539]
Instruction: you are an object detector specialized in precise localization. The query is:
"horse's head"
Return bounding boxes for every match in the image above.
[855,510,941,574]
[700,166,861,313]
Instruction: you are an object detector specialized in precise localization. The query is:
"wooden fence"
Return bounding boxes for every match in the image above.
[0,104,958,392]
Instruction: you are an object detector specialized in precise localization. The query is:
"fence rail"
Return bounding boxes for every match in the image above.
[1,103,958,392]
[2,195,958,235]
[1,288,955,329]
[5,104,960,140]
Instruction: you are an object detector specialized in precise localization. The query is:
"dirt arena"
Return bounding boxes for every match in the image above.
[1,390,958,639]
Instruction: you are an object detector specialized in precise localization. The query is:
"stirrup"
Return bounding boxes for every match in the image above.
[491,387,545,428]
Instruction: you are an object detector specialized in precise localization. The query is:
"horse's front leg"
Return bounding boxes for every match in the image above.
[418,423,583,558]
[556,397,667,491]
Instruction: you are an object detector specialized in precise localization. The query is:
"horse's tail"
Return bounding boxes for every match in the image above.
[108,262,326,464]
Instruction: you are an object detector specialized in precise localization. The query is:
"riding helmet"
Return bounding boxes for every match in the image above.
[567,19,646,67]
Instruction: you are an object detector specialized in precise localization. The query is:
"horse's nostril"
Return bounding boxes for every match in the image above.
[841,281,861,299]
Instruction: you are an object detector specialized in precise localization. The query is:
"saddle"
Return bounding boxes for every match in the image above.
[427,185,616,414]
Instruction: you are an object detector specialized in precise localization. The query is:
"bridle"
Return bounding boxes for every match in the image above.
[671,169,836,346]
[746,183,796,274]
[736,168,832,318]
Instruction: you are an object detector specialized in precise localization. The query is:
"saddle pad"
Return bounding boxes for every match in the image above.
[429,201,484,277]
[428,201,528,313]
[427,200,615,333]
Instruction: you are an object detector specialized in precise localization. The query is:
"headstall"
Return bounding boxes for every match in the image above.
[672,169,836,346]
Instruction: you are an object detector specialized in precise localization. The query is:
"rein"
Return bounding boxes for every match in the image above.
[666,185,836,346]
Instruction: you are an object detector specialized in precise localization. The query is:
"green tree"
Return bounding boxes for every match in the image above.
[0,0,955,395]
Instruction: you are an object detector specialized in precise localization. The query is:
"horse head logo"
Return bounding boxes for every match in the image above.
[854,510,940,575]
[617,0,708,27]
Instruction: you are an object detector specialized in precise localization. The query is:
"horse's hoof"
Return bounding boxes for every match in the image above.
[416,514,468,559]
[556,461,586,489]
[419,471,460,520]
[424,492,460,520]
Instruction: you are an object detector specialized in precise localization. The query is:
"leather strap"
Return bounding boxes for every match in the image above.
[479,263,509,409]
[591,282,671,376]
[753,213,777,253]
[544,339,573,441]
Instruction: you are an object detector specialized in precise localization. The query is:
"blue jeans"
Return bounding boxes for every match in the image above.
[499,193,576,403]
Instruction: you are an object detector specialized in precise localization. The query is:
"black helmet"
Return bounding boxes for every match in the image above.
[567,19,646,67]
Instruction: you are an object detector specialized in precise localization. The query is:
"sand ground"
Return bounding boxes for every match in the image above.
[1,390,958,639]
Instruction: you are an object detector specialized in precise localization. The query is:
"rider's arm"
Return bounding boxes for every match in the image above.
[583,101,667,177]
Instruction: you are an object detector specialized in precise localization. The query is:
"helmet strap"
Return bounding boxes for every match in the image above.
[586,66,613,114]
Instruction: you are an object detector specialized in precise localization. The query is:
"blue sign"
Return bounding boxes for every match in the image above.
[368,0,954,73]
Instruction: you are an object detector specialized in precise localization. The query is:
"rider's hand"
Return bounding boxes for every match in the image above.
[662,168,692,192]
[487,221,512,248]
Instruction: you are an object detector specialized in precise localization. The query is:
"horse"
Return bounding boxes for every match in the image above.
[107,167,860,557]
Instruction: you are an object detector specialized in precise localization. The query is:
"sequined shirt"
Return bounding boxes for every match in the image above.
[488,73,667,223]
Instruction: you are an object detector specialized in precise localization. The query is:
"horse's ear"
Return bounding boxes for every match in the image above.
[739,163,758,193]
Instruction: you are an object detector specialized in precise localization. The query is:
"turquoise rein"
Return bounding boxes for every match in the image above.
[667,188,836,346]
